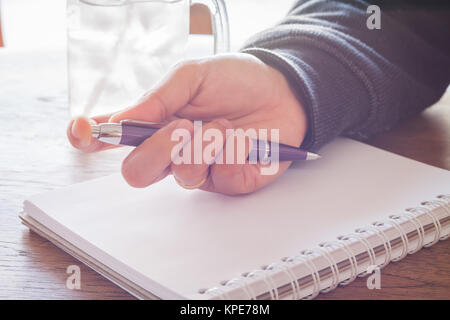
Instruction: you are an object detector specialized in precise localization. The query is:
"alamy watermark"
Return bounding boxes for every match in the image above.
[66,265,81,290]
[63,265,380,293]
[367,5,381,30]
[366,265,381,290]
[170,121,280,176]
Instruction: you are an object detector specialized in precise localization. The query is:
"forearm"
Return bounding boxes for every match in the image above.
[241,0,450,150]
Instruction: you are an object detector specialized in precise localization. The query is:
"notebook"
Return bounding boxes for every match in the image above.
[19,138,450,299]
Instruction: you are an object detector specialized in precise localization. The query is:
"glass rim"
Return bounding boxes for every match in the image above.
[80,0,185,7]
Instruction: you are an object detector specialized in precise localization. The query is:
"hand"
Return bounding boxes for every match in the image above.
[68,53,308,195]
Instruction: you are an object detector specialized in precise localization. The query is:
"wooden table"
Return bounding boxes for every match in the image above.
[1,7,449,300]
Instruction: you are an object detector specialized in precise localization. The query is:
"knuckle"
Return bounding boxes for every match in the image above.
[173,59,198,76]
[176,58,200,69]
[148,92,168,122]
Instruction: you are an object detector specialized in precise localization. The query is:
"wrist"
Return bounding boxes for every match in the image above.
[241,48,313,149]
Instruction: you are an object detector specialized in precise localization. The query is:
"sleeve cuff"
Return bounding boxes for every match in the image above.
[241,48,321,151]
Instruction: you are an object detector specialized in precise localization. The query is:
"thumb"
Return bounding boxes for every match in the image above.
[110,61,205,123]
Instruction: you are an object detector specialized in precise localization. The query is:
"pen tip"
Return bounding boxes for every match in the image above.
[306,152,321,160]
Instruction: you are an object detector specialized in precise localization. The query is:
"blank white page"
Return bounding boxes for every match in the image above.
[23,138,450,299]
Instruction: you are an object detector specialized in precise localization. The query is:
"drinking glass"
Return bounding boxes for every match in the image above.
[67,0,229,117]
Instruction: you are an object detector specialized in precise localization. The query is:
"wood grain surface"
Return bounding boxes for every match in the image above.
[0,4,449,300]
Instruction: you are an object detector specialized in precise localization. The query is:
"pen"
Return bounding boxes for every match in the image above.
[91,120,321,162]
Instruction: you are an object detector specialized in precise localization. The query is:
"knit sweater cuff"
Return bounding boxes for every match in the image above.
[241,47,370,151]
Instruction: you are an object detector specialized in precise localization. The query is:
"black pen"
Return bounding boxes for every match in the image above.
[91,120,321,161]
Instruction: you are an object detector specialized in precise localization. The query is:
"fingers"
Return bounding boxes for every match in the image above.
[205,132,292,195]
[67,116,119,153]
[119,116,291,193]
[208,161,291,195]
[114,116,291,193]
[171,119,232,188]
[110,61,205,124]
[68,61,206,153]
[121,119,194,188]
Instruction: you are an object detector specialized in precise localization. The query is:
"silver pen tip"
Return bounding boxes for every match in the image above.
[306,152,321,160]
[91,124,101,138]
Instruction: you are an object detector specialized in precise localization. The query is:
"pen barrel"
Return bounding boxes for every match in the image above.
[121,125,159,146]
[278,144,308,161]
[119,125,311,161]
[248,140,308,162]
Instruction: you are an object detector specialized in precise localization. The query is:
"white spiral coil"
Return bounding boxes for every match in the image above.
[200,195,449,300]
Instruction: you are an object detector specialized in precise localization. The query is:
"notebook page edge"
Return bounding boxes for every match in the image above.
[21,138,450,299]
[22,200,188,300]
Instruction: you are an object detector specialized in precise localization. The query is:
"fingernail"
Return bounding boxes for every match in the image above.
[72,118,92,147]
[71,120,80,139]
[71,128,79,140]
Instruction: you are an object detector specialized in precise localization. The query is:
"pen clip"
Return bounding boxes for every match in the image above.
[120,119,166,129]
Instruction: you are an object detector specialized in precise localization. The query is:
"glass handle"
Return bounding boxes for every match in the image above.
[192,0,230,53]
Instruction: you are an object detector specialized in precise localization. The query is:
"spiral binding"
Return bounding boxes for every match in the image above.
[421,196,449,241]
[355,224,393,268]
[290,250,322,299]
[406,206,440,247]
[338,233,376,276]
[315,246,340,293]
[319,240,358,286]
[280,258,302,300]
[200,195,449,300]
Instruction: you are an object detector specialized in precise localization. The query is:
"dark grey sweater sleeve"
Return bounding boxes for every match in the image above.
[241,0,450,151]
